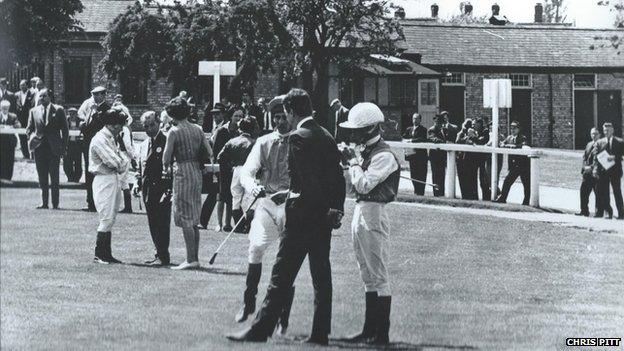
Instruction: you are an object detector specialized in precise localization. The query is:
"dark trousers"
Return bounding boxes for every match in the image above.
[579,175,599,215]
[145,198,172,261]
[33,145,60,207]
[84,147,95,208]
[250,225,332,338]
[498,166,531,204]
[407,152,427,195]
[0,137,16,180]
[477,157,491,200]
[429,151,446,197]
[458,154,479,200]
[200,191,218,227]
[63,141,83,182]
[18,134,30,159]
[596,171,624,217]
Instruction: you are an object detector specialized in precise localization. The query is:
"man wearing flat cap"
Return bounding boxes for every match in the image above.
[495,121,531,205]
[63,107,84,182]
[337,102,399,346]
[26,88,69,209]
[79,86,110,211]
[89,107,130,264]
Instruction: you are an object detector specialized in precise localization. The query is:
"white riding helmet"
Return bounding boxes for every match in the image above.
[339,102,384,129]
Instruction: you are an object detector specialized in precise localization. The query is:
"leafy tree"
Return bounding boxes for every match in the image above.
[543,0,567,23]
[0,0,84,74]
[594,0,623,54]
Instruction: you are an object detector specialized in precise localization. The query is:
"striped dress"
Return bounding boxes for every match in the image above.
[166,121,204,227]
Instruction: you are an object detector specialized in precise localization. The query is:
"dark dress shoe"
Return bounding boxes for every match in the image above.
[36,205,49,209]
[223,225,233,232]
[593,213,604,218]
[52,206,60,210]
[303,335,328,346]
[575,212,589,217]
[226,328,267,343]
[617,215,624,220]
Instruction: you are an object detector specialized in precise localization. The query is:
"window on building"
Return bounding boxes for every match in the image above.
[574,74,596,89]
[508,74,532,88]
[63,57,92,104]
[442,72,464,85]
[120,74,148,105]
[339,76,364,107]
[389,77,416,105]
[419,80,438,106]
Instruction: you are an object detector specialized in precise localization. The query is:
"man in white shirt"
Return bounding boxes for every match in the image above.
[592,122,624,220]
[89,107,130,264]
[233,96,295,335]
[338,102,400,346]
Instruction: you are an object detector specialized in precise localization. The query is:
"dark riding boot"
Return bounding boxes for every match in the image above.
[342,292,378,343]
[94,232,109,264]
[104,232,123,264]
[121,189,133,213]
[235,263,261,322]
[368,295,391,345]
[276,286,296,336]
[232,208,245,233]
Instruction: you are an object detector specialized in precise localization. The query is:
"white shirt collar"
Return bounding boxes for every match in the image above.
[1,112,8,121]
[365,135,381,146]
[296,116,314,130]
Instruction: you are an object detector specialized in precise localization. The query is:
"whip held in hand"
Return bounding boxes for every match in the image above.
[400,175,439,191]
[209,191,264,265]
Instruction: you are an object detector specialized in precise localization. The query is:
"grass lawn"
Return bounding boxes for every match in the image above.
[1,188,622,350]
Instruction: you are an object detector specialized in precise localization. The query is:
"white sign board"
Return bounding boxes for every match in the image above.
[198,61,237,76]
[483,79,512,108]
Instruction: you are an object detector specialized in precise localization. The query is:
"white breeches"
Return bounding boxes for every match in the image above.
[351,201,391,296]
[93,174,122,232]
[231,166,250,210]
[248,198,285,264]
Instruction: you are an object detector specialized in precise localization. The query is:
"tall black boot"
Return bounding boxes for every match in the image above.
[94,232,109,264]
[232,208,244,233]
[104,232,123,264]
[235,263,261,322]
[368,295,391,345]
[276,286,296,336]
[121,189,133,213]
[341,292,378,342]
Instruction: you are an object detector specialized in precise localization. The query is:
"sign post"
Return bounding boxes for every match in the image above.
[483,79,512,201]
[198,61,237,107]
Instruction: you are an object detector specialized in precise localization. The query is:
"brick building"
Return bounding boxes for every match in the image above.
[5,0,623,148]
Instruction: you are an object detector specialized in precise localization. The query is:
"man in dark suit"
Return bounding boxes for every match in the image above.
[26,89,69,209]
[441,111,459,144]
[0,100,21,180]
[427,114,448,196]
[227,88,346,345]
[79,86,110,211]
[473,118,491,200]
[331,98,350,144]
[15,79,35,158]
[576,127,601,217]
[592,122,624,220]
[402,113,428,195]
[0,78,16,113]
[495,121,531,205]
[138,111,173,265]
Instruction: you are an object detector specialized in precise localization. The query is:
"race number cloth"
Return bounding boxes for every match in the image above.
[597,150,615,171]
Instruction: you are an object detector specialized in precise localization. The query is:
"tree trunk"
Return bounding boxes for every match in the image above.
[312,56,330,130]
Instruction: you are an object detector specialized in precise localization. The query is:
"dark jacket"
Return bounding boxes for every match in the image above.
[80,101,110,145]
[501,134,529,170]
[286,118,346,229]
[15,90,35,125]
[582,140,597,177]
[592,136,623,177]
[444,123,459,144]
[402,125,428,161]
[0,89,16,113]
[141,131,172,203]
[26,104,69,156]
[212,123,240,165]
[427,124,448,163]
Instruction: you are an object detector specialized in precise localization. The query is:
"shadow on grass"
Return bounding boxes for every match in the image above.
[273,334,478,350]
[125,262,245,276]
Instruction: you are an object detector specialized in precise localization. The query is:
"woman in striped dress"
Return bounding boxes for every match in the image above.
[163,97,212,270]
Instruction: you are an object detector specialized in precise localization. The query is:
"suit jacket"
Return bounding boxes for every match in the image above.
[427,124,448,163]
[15,90,35,125]
[582,140,597,177]
[0,89,16,113]
[26,104,69,156]
[286,118,346,229]
[593,136,623,177]
[0,112,20,147]
[501,134,529,170]
[444,123,459,144]
[80,101,110,144]
[402,125,428,161]
[141,131,172,203]
[247,104,264,131]
[334,106,350,143]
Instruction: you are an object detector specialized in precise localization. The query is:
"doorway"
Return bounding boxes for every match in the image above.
[440,86,465,126]
[510,90,532,145]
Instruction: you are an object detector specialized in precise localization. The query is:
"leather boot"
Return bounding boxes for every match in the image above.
[121,189,133,213]
[104,232,123,264]
[368,295,391,345]
[341,292,378,342]
[275,286,296,336]
[94,232,109,264]
[235,263,261,322]
[232,208,244,233]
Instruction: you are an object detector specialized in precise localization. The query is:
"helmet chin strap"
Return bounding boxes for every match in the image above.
[353,124,381,147]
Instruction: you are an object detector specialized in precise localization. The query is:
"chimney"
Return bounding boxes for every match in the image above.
[492,3,500,16]
[394,7,406,19]
[464,2,473,15]
[534,3,544,23]
[431,3,439,18]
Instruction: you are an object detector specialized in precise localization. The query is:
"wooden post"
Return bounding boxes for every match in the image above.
[530,155,540,207]
[213,66,220,108]
[445,150,456,198]
[491,105,499,201]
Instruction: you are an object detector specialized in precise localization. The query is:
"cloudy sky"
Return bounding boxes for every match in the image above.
[391,0,618,28]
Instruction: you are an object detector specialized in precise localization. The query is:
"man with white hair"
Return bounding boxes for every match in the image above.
[338,102,400,346]
[137,111,172,265]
